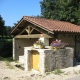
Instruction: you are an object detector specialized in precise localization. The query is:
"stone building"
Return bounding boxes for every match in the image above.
[11,16,80,74]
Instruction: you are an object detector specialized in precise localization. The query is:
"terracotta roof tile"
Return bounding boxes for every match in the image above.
[23,16,80,33]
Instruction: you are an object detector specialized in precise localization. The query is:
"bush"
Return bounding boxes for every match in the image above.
[0,39,12,58]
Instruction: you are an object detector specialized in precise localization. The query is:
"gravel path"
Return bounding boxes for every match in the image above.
[0,61,80,80]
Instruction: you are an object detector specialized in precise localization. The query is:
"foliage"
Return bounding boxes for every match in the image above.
[35,39,44,45]
[5,26,12,37]
[0,15,13,38]
[0,15,6,38]
[50,39,69,49]
[0,39,12,58]
[33,39,45,48]
[0,15,13,58]
[40,0,80,25]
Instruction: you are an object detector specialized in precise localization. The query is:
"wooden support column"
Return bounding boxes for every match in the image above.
[13,38,16,60]
[74,35,76,58]
[26,26,34,35]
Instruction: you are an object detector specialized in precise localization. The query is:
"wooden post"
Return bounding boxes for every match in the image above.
[74,35,76,58]
[13,38,16,60]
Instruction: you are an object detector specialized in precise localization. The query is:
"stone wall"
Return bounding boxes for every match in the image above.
[44,47,74,72]
[24,47,74,74]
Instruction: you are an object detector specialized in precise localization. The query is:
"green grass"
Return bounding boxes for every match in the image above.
[13,60,18,63]
[0,57,14,69]
[0,57,13,61]
[5,61,14,69]
[0,56,15,69]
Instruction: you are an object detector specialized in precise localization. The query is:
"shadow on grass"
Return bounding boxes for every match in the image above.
[0,56,18,63]
[0,56,13,62]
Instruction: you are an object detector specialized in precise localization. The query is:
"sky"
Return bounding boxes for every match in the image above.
[0,0,42,26]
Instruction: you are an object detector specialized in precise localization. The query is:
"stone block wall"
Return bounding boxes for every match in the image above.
[44,47,74,72]
[24,47,74,74]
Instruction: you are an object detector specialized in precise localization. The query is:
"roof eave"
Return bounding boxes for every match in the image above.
[23,17,54,35]
[11,17,24,34]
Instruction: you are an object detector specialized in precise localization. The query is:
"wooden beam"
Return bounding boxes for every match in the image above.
[15,34,52,38]
[29,24,54,37]
[19,25,34,35]
[30,28,34,34]
[19,26,28,35]
[28,26,30,34]
[26,28,34,34]
[25,29,29,33]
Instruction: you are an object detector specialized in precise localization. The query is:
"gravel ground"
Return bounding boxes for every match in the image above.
[67,75,80,80]
[0,61,80,80]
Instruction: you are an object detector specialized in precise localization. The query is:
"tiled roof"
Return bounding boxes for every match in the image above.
[23,16,80,33]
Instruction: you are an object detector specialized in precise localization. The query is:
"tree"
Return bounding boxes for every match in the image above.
[40,0,80,25]
[5,26,12,37]
[40,0,55,19]
[0,15,6,38]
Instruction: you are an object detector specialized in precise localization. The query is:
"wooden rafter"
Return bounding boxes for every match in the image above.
[30,28,34,34]
[25,26,30,34]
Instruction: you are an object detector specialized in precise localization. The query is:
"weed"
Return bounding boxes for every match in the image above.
[54,69,64,75]
[13,60,18,63]
[46,72,51,75]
